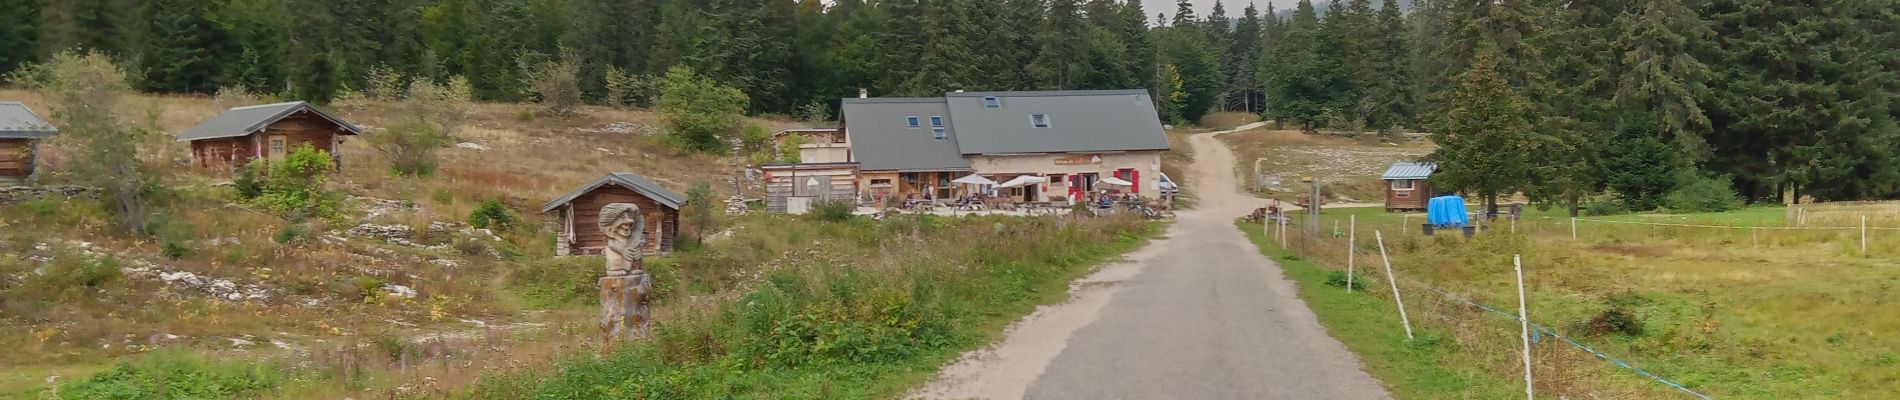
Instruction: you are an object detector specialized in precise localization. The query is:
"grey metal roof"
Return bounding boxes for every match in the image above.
[840,98,972,172]
[175,101,362,142]
[540,172,688,213]
[942,90,1169,155]
[0,102,58,139]
[1381,162,1437,180]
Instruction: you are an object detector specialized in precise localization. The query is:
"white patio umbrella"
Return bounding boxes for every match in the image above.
[951,173,996,185]
[1099,176,1134,187]
[997,175,1049,188]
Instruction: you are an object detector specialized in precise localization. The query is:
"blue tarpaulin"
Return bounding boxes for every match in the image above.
[1426,195,1469,227]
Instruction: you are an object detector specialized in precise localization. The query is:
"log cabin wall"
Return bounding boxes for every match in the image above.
[1385,179,1429,211]
[190,136,257,172]
[564,185,680,256]
[0,139,29,183]
[265,113,341,153]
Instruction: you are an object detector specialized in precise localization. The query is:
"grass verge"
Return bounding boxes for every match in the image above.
[1236,220,1522,398]
[471,214,1162,399]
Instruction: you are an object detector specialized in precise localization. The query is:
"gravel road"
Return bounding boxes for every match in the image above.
[912,123,1390,400]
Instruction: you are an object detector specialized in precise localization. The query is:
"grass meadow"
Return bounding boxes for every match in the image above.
[1244,202,1900,399]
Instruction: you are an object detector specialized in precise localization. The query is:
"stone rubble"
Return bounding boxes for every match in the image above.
[0,185,96,205]
[350,196,418,221]
[382,283,418,298]
[455,142,490,151]
[725,195,751,216]
[32,241,273,302]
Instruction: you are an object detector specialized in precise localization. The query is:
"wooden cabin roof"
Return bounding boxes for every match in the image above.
[541,172,688,213]
[0,102,57,139]
[176,101,361,142]
[1381,162,1437,180]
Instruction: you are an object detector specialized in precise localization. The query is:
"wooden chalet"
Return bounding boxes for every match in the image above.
[1382,162,1436,212]
[541,173,687,256]
[177,101,361,172]
[0,102,58,186]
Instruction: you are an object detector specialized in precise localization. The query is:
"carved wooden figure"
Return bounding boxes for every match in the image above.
[598,203,652,345]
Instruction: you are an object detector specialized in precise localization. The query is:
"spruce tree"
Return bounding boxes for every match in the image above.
[0,0,38,78]
[136,0,227,94]
[1118,0,1157,91]
[1225,5,1263,113]
[904,0,979,94]
[566,0,657,102]
[1426,41,1536,214]
[1340,0,1378,130]
[1259,0,1346,130]
[1029,0,1092,89]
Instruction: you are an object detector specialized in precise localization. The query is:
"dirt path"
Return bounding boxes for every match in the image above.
[911,123,1388,399]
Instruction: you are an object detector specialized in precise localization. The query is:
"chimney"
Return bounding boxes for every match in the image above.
[858,88,868,98]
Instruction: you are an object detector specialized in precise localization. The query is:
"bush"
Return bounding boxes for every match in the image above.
[1663,172,1743,213]
[27,252,123,296]
[521,49,582,117]
[59,348,284,399]
[1583,200,1625,217]
[1324,270,1367,291]
[658,65,748,153]
[254,144,340,217]
[467,199,516,229]
[233,162,264,199]
[807,200,855,222]
[1582,291,1648,337]
[369,118,446,177]
[274,224,307,245]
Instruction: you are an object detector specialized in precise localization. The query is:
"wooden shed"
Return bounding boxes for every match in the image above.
[0,102,58,186]
[176,101,360,173]
[1382,162,1436,212]
[761,162,859,214]
[541,173,687,256]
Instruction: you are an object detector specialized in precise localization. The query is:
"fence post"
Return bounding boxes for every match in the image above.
[1515,254,1535,400]
[1403,214,1410,236]
[1862,215,1869,256]
[1375,231,1415,341]
[1348,215,1356,293]
[1570,217,1578,241]
[1511,216,1517,234]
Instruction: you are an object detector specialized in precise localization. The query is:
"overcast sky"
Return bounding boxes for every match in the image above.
[1139,0,1287,20]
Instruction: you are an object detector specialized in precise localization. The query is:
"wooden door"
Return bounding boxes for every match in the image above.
[268,135,288,159]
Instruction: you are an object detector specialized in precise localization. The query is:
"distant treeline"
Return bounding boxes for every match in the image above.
[0,0,1896,203]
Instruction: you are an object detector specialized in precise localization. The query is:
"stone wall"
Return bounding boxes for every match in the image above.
[0,185,96,205]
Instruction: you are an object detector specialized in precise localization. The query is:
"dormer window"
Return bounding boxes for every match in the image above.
[984,96,1001,108]
[1031,114,1050,128]
[929,116,944,127]
[906,116,920,128]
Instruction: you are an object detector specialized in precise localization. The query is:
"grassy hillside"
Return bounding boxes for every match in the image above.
[1220,127,1433,204]
[1246,202,1900,399]
[0,89,808,398]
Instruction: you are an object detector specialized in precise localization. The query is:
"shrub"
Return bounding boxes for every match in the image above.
[514,110,535,121]
[682,182,717,241]
[274,224,306,245]
[658,65,748,153]
[233,162,264,199]
[456,237,490,256]
[1663,172,1743,213]
[431,187,454,205]
[254,144,340,217]
[27,252,123,296]
[521,49,582,117]
[1583,200,1625,217]
[1324,270,1367,291]
[369,117,446,177]
[467,199,515,229]
[807,200,855,222]
[1582,291,1648,337]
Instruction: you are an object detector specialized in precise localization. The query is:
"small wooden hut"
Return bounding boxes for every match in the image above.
[177,101,360,172]
[0,102,58,186]
[1382,162,1436,212]
[541,173,687,256]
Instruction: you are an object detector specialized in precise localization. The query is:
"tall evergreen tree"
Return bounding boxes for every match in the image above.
[1117,0,1157,91]
[1028,0,1092,89]
[1368,0,1413,130]
[0,0,39,78]
[904,0,979,94]
[1427,41,1536,214]
[1260,0,1346,129]
[136,0,228,94]
[1339,0,1378,129]
[710,0,797,111]
[566,0,657,101]
[1224,4,1263,112]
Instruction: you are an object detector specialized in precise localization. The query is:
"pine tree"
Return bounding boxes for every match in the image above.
[904,0,979,93]
[1426,42,1536,214]
[1029,0,1092,89]
[1370,0,1413,130]
[710,0,797,111]
[0,0,38,78]
[1339,0,1378,130]
[1159,18,1221,124]
[137,0,227,94]
[1614,0,1714,163]
[1117,0,1157,92]
[1204,1,1232,109]
[566,0,657,102]
[1259,0,1346,130]
[1224,5,1263,113]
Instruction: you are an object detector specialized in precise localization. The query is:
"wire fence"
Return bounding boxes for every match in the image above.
[1261,214,1719,399]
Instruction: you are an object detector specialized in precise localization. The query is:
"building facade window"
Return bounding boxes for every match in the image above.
[1391,180,1415,190]
[984,97,1000,108]
[1031,114,1050,128]
[906,116,920,128]
[929,116,943,126]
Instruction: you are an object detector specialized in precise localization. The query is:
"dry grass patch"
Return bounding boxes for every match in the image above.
[1219,127,1433,204]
